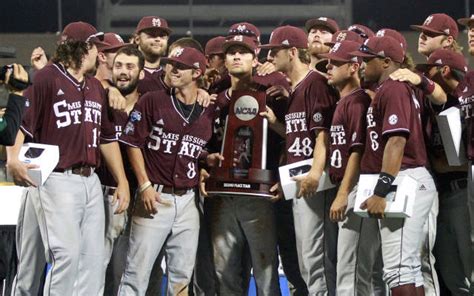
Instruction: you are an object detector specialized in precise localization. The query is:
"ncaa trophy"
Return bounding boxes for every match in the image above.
[206,90,276,198]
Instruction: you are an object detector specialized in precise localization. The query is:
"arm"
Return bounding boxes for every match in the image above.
[100,142,130,214]
[361,135,406,217]
[259,106,286,138]
[294,129,329,198]
[330,148,362,222]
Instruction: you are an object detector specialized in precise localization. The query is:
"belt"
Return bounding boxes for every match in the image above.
[54,166,95,177]
[154,184,193,196]
[438,178,467,193]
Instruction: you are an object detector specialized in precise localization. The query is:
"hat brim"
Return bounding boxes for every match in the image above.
[317,52,351,62]
[136,27,172,35]
[305,20,337,33]
[414,63,435,73]
[458,17,474,26]
[410,25,446,36]
[222,41,256,53]
[100,43,127,53]
[161,57,195,69]
[91,39,110,47]
[349,50,376,59]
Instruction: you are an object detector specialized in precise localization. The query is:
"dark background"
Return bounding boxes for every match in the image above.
[0,0,472,33]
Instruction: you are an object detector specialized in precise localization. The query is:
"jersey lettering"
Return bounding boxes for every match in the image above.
[288,137,313,157]
[330,149,342,168]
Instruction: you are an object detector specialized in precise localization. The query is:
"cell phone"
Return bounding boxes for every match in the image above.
[24,147,45,159]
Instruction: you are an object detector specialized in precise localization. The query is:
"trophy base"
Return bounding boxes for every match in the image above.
[206,167,276,198]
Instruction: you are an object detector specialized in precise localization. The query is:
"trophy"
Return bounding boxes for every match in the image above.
[206,90,276,198]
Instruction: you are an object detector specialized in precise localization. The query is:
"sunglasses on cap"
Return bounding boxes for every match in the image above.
[359,44,388,60]
[86,32,105,43]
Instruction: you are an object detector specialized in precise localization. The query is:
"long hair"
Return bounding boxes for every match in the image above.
[51,40,89,70]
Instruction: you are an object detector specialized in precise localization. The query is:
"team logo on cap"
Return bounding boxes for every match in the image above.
[376,30,385,37]
[424,15,434,26]
[232,35,243,41]
[152,18,162,27]
[318,17,328,21]
[237,25,247,32]
[313,112,323,123]
[174,48,184,57]
[388,114,398,125]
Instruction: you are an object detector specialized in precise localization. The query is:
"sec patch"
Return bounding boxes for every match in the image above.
[313,112,322,123]
[388,114,398,125]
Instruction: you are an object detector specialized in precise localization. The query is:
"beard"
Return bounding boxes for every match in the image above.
[140,44,166,63]
[114,76,139,96]
[308,42,330,56]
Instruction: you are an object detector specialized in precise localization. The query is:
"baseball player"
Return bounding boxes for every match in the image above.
[117,47,217,296]
[6,21,130,295]
[95,32,126,87]
[319,40,383,295]
[417,48,470,295]
[351,36,437,295]
[134,16,172,94]
[305,17,339,70]
[95,45,145,295]
[261,25,339,295]
[456,14,474,294]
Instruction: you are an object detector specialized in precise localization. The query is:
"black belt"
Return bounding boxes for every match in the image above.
[54,166,95,177]
[154,184,193,196]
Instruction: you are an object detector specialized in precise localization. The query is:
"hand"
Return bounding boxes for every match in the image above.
[30,47,48,71]
[256,62,276,76]
[7,159,38,187]
[204,68,222,88]
[329,192,348,222]
[266,85,289,99]
[140,186,171,215]
[268,182,283,202]
[0,108,5,117]
[196,89,216,107]
[6,64,29,95]
[259,105,277,124]
[360,195,386,218]
[199,168,210,197]
[389,68,421,86]
[293,173,319,198]
[107,87,127,111]
[206,153,224,168]
[113,182,130,214]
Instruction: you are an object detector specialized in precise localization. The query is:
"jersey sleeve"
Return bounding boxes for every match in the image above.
[379,81,412,137]
[347,95,370,150]
[20,73,49,139]
[119,93,154,148]
[100,89,118,143]
[308,75,338,131]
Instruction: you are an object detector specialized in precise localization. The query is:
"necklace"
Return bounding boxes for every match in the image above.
[175,95,197,122]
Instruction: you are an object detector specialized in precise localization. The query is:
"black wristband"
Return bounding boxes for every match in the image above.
[418,74,435,95]
[373,172,395,198]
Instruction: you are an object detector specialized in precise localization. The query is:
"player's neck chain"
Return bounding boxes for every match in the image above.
[175,95,197,122]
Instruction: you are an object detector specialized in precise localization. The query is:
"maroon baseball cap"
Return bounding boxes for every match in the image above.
[347,24,375,39]
[222,35,258,54]
[135,16,172,35]
[305,17,339,34]
[410,13,459,39]
[161,47,206,74]
[60,22,108,46]
[458,14,474,27]
[99,33,126,52]
[325,30,364,47]
[416,48,468,74]
[228,22,261,42]
[205,36,226,56]
[376,29,407,54]
[260,26,308,49]
[319,40,363,63]
[350,36,405,64]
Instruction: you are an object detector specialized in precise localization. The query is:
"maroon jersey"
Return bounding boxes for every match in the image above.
[96,108,137,188]
[120,89,216,188]
[329,88,370,183]
[458,71,474,160]
[210,86,287,171]
[137,67,168,94]
[360,79,427,173]
[285,70,338,164]
[21,63,116,170]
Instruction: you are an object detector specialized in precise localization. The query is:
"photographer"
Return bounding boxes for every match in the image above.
[0,63,29,146]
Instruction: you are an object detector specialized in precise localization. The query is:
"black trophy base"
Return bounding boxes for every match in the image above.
[206,167,276,198]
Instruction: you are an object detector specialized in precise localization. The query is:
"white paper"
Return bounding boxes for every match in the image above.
[0,186,25,225]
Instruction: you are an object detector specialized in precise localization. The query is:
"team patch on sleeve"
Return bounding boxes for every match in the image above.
[124,122,135,135]
[313,112,323,123]
[388,114,398,125]
[130,110,142,122]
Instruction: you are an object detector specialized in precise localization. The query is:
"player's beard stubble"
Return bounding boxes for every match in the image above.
[114,74,140,96]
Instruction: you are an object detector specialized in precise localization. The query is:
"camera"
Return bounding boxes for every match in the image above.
[0,65,13,82]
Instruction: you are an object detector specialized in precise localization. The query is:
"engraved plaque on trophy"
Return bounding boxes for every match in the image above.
[206,90,276,198]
